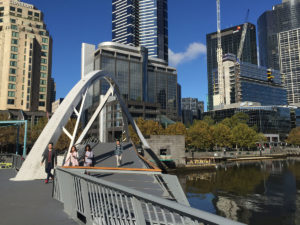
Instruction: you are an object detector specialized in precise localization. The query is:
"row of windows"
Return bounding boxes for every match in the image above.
[10,6,40,17]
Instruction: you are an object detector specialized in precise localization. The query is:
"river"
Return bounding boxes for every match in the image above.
[176,158,300,225]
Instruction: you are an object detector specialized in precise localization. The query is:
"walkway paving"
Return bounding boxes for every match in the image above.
[0,169,77,225]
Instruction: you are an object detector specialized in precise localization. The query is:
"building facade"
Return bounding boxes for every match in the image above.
[112,0,168,61]
[82,42,179,141]
[278,28,300,104]
[212,54,287,109]
[203,106,297,141]
[257,0,300,70]
[0,0,55,112]
[181,97,204,125]
[206,23,258,111]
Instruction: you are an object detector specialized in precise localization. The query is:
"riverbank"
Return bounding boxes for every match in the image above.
[170,150,300,172]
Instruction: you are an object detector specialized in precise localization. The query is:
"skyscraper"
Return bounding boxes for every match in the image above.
[206,24,258,110]
[278,28,300,104]
[0,0,55,112]
[257,0,300,70]
[112,0,168,62]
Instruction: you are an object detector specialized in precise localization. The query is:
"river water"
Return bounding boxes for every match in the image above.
[176,158,300,225]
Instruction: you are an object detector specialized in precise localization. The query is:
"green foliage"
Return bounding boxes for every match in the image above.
[165,122,187,136]
[29,117,48,145]
[202,116,215,126]
[213,123,232,148]
[231,123,258,148]
[187,120,214,150]
[286,127,300,146]
[221,112,249,129]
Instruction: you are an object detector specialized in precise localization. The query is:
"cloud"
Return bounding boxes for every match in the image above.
[168,42,206,67]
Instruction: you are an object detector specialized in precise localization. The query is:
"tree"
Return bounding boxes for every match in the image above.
[202,116,215,126]
[287,127,300,146]
[187,120,214,150]
[29,117,48,145]
[232,123,258,149]
[213,123,232,149]
[221,112,249,129]
[165,122,187,136]
[129,118,164,145]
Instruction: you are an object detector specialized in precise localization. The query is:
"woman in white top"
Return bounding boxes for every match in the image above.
[64,146,79,167]
[84,144,94,167]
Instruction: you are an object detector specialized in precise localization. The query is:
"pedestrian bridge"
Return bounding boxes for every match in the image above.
[2,70,244,225]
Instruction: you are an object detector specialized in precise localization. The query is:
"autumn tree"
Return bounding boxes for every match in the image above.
[232,123,258,149]
[221,112,249,129]
[165,122,187,136]
[286,127,300,146]
[29,117,48,145]
[187,120,214,150]
[213,123,232,149]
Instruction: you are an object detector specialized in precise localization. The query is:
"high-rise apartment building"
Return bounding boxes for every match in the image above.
[258,0,300,70]
[258,0,300,105]
[112,0,168,62]
[206,24,258,111]
[278,28,300,104]
[0,0,54,112]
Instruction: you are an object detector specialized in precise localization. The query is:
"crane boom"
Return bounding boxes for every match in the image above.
[216,0,224,106]
[237,9,250,62]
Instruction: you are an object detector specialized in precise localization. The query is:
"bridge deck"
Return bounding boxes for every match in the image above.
[0,169,77,225]
[78,142,173,199]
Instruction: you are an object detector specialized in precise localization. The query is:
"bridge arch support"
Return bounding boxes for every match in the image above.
[14,70,150,181]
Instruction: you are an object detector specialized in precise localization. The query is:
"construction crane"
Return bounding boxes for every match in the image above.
[216,0,225,106]
[236,9,250,62]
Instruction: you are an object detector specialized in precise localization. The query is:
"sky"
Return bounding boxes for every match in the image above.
[25,0,282,111]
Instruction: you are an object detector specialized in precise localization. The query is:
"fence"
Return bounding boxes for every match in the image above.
[54,167,245,225]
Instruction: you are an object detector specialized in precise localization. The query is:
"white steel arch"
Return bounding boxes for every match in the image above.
[14,70,150,181]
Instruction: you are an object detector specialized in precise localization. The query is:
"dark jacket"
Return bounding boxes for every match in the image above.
[114,144,123,156]
[41,149,57,169]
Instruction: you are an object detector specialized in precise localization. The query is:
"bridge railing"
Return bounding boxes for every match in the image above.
[53,167,244,225]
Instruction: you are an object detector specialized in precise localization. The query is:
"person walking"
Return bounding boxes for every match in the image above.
[64,146,79,167]
[41,142,57,184]
[84,144,94,167]
[115,140,123,167]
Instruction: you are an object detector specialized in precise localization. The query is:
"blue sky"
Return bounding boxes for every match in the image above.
[25,0,281,111]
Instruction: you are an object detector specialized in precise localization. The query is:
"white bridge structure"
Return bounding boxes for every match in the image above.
[14,70,151,181]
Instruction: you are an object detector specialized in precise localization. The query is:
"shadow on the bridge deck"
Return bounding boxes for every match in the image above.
[0,169,78,225]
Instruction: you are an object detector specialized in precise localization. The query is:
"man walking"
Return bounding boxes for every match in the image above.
[115,140,123,167]
[41,142,57,183]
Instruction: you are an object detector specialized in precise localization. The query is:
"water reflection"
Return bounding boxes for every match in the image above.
[176,158,300,225]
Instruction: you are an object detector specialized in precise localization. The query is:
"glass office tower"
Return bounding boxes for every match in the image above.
[112,0,168,62]
[206,24,258,111]
[258,0,300,70]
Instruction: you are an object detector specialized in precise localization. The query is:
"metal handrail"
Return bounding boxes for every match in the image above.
[54,167,245,225]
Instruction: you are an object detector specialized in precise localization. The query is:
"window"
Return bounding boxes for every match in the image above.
[39,101,45,107]
[42,45,48,50]
[40,87,46,92]
[41,65,47,71]
[11,39,18,45]
[10,7,15,11]
[9,68,16,74]
[8,83,16,89]
[11,24,18,30]
[9,76,16,82]
[40,80,46,85]
[42,38,48,43]
[41,58,47,64]
[8,91,15,97]
[10,61,17,67]
[10,19,16,23]
[17,8,22,13]
[0,19,2,23]
[39,94,45,99]
[7,99,15,105]
[12,31,18,37]
[0,7,4,11]
[41,72,47,78]
[28,11,32,15]
[41,52,47,57]
[11,46,18,52]
[10,53,17,59]
[36,24,40,29]
[34,12,39,17]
